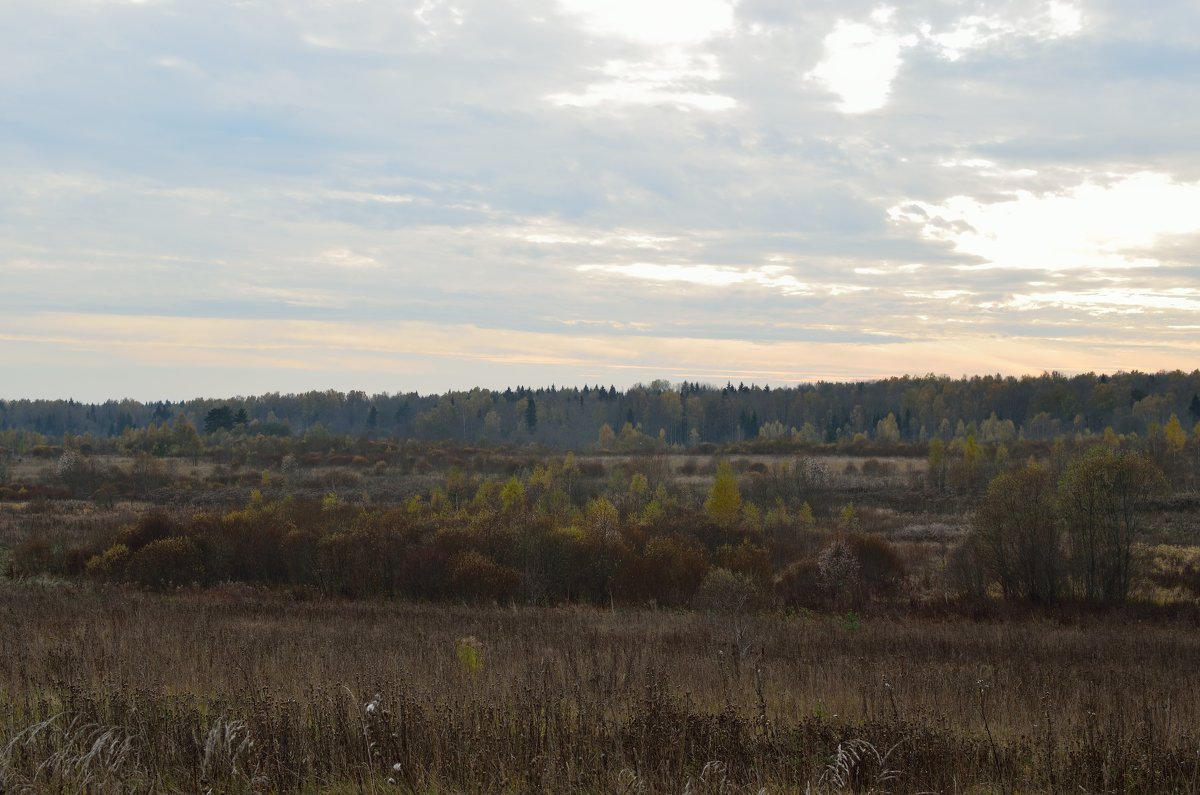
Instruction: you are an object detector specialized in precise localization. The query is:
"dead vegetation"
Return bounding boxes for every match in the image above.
[3,581,1200,792]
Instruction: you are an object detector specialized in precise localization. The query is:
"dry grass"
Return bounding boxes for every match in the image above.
[2,580,1200,792]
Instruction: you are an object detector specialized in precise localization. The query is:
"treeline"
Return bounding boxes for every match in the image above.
[3,370,1200,449]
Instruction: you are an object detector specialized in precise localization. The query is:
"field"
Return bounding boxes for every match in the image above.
[2,442,1200,792]
[4,580,1200,793]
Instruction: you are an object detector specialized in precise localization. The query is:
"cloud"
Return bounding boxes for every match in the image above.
[555,0,735,45]
[316,249,383,270]
[807,7,916,113]
[890,172,1200,271]
[547,50,736,112]
[921,1,1083,61]
[578,262,814,294]
[806,2,1085,113]
[2,0,1200,398]
[996,288,1200,315]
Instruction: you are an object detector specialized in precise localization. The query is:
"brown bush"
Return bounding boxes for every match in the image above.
[860,458,895,476]
[847,532,906,596]
[10,536,53,577]
[447,550,521,603]
[113,510,180,551]
[946,533,988,598]
[127,536,205,590]
[775,557,824,609]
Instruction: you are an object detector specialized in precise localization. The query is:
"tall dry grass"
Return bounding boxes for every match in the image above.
[2,580,1200,792]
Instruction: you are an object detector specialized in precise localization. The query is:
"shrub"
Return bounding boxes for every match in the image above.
[775,558,824,609]
[447,551,521,603]
[113,511,180,552]
[87,544,131,581]
[10,536,52,577]
[280,529,320,585]
[127,536,205,590]
[456,635,484,676]
[946,534,988,599]
[614,534,708,606]
[817,539,860,599]
[860,458,895,477]
[693,567,762,612]
[847,533,906,596]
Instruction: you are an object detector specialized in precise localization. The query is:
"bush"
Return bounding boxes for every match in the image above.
[847,533,906,596]
[693,567,763,612]
[113,510,180,551]
[10,536,52,577]
[946,534,988,599]
[860,458,895,477]
[87,544,131,581]
[775,558,824,609]
[447,551,521,603]
[127,536,205,590]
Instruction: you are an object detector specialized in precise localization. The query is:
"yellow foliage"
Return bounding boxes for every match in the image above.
[704,460,742,525]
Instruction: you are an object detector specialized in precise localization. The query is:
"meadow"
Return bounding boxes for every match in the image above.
[4,579,1200,793]
[1,436,1199,792]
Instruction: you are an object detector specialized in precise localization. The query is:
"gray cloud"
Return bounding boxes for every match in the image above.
[2,0,1199,398]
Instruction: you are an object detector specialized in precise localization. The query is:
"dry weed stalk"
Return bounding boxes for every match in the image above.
[1,712,139,792]
[817,737,904,794]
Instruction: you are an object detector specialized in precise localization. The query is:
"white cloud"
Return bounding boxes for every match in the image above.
[320,190,415,205]
[555,0,735,45]
[997,288,1200,315]
[511,222,678,249]
[940,159,1038,178]
[154,56,205,78]
[548,0,738,111]
[921,2,1083,61]
[809,2,1085,113]
[903,289,974,301]
[1045,1,1084,37]
[578,262,837,296]
[890,172,1200,271]
[807,7,916,114]
[414,0,464,42]
[548,48,735,112]
[317,249,382,269]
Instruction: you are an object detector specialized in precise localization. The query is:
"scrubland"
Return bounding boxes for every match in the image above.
[1,438,1200,792]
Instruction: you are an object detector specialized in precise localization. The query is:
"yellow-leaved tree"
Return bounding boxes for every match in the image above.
[704,460,742,526]
[1165,413,1187,453]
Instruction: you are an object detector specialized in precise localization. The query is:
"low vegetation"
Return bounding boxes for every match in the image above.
[2,375,1200,791]
[3,582,1200,793]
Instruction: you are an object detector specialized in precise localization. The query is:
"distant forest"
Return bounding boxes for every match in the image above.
[3,371,1200,450]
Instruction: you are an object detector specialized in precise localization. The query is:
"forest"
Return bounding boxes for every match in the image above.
[2,371,1200,792]
[5,369,1200,448]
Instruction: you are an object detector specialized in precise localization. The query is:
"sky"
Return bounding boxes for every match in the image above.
[2,0,1199,401]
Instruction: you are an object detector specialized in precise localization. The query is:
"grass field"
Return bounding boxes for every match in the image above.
[3,579,1200,793]
[3,444,1200,792]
